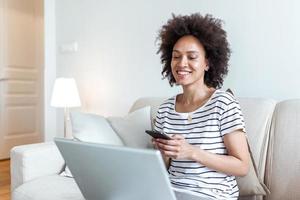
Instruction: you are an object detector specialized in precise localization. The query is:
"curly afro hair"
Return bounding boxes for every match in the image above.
[157,13,230,89]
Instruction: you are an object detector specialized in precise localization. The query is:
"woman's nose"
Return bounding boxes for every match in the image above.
[178,56,188,67]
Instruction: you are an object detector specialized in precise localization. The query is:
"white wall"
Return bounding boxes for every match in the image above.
[44,0,57,141]
[52,0,300,137]
[223,0,300,99]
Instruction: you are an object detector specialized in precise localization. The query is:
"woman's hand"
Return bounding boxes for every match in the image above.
[152,134,196,160]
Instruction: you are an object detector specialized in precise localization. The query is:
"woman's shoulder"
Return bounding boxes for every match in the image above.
[213,89,237,104]
[159,96,176,108]
[155,96,177,115]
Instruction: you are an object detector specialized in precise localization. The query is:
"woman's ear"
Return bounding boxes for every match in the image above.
[205,59,209,71]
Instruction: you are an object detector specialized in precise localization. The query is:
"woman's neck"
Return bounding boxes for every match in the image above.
[180,84,215,105]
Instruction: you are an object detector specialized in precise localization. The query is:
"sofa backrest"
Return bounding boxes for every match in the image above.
[238,98,276,181]
[130,97,165,120]
[265,99,300,200]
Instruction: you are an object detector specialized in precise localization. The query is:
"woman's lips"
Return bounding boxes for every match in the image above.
[176,70,192,79]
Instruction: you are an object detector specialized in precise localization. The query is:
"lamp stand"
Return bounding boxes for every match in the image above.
[64,107,69,138]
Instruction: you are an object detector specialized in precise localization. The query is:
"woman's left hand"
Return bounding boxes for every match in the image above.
[154,134,196,160]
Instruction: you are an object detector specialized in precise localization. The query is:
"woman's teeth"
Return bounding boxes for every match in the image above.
[177,70,191,75]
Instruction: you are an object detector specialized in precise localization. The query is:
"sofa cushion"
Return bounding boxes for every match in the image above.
[238,98,276,177]
[71,106,151,148]
[70,112,124,146]
[107,106,152,148]
[235,98,276,196]
[129,97,164,127]
[12,175,84,200]
[236,138,269,196]
[63,107,152,178]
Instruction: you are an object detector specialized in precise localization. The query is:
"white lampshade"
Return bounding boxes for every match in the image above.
[51,78,81,108]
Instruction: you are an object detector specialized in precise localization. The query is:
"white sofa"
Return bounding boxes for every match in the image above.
[10,97,300,200]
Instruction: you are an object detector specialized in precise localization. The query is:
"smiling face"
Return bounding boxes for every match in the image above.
[171,35,208,87]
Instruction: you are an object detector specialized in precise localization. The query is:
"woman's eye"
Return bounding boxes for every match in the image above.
[188,55,198,59]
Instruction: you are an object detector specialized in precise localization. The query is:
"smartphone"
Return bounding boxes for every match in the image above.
[145,130,171,140]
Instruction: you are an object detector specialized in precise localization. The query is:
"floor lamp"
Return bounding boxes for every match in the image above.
[51,78,81,137]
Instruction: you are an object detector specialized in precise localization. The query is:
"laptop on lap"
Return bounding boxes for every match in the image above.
[54,138,177,200]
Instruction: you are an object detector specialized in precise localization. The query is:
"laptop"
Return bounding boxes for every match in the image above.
[54,138,177,200]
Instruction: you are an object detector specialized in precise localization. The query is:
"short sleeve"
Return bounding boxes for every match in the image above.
[220,99,245,136]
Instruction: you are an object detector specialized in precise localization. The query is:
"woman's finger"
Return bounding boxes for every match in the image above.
[155,138,180,146]
[157,143,179,152]
[171,134,185,140]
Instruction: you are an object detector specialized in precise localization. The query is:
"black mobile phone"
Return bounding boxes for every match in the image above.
[145,130,171,140]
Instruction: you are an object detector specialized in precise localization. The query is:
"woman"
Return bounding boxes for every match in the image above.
[153,13,249,200]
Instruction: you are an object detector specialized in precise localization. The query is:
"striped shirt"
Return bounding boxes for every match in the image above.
[154,90,245,200]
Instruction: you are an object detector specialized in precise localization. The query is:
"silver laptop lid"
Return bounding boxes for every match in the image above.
[55,138,176,200]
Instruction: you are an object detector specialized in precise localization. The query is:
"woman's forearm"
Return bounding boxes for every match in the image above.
[190,147,249,177]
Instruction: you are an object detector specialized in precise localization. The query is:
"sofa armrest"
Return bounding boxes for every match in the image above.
[10,142,65,191]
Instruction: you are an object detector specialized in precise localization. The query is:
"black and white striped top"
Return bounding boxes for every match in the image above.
[154,90,245,200]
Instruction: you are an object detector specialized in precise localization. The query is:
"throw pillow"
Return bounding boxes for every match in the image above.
[70,111,124,145]
[107,106,152,149]
[236,137,270,196]
[60,106,152,178]
[61,112,124,178]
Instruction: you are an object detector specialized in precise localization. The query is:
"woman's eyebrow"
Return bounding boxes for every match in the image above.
[172,50,199,54]
[187,51,199,54]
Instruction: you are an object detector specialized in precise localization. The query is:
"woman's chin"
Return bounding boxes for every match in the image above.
[175,80,191,86]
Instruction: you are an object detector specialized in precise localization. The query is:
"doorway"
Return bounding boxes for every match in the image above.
[0,0,44,159]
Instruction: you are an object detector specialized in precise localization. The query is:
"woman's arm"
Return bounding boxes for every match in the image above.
[153,130,249,177]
